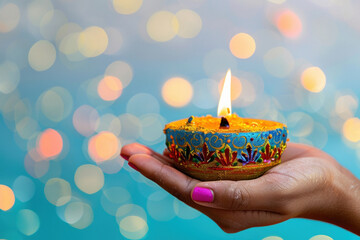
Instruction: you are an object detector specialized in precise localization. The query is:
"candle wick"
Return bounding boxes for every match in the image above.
[220,117,230,129]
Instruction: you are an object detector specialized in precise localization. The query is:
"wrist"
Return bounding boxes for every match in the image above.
[326,166,360,235]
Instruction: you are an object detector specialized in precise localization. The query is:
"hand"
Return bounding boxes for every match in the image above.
[121,143,360,235]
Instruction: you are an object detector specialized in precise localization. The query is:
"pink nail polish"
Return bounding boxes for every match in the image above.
[128,162,139,171]
[120,153,129,161]
[192,187,214,203]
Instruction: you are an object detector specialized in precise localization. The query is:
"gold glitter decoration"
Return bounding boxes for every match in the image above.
[164,114,286,134]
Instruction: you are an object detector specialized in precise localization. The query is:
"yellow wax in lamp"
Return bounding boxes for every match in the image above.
[163,69,288,181]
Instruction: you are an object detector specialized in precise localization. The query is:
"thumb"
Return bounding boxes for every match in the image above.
[190,178,285,212]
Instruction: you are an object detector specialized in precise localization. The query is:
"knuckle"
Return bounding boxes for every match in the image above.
[176,178,193,203]
[152,164,192,204]
[154,163,167,185]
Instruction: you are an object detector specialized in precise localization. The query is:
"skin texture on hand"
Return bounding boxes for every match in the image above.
[120,142,360,235]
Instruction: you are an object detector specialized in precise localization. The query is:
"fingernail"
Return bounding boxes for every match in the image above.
[128,162,139,171]
[120,153,129,161]
[192,187,214,203]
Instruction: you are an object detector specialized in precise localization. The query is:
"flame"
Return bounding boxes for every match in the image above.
[217,69,232,117]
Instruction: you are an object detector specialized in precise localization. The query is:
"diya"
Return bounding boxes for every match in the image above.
[163,70,288,181]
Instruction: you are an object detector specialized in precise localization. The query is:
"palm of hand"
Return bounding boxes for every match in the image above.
[191,144,342,232]
[121,143,345,233]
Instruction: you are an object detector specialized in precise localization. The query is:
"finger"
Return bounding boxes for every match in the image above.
[127,154,247,224]
[121,143,173,165]
[190,177,284,212]
[128,154,289,232]
[129,153,200,204]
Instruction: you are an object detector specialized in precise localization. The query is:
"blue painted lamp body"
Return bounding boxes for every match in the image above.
[164,115,288,181]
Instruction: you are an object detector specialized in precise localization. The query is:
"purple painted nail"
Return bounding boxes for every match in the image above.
[192,187,214,203]
[120,153,129,161]
[128,162,139,171]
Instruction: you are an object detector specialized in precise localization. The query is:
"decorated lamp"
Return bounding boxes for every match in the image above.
[164,70,288,181]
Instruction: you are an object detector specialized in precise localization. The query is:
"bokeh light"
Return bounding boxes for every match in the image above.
[0,3,20,33]
[113,0,143,15]
[176,9,202,39]
[64,201,84,224]
[104,27,123,55]
[335,94,358,119]
[309,235,334,240]
[96,113,121,136]
[38,87,73,122]
[16,209,40,236]
[28,40,56,71]
[97,76,123,101]
[139,114,165,145]
[173,198,201,219]
[24,149,50,178]
[275,10,302,39]
[56,197,80,222]
[147,11,178,42]
[263,47,294,78]
[16,117,39,140]
[73,105,100,137]
[267,0,286,4]
[229,33,256,59]
[27,0,53,27]
[287,112,314,137]
[343,118,360,142]
[119,113,142,141]
[232,73,261,108]
[40,10,68,40]
[301,67,326,93]
[162,77,193,107]
[97,156,124,174]
[147,190,175,221]
[105,61,133,88]
[56,22,82,46]
[0,185,15,211]
[119,216,148,239]
[78,26,108,58]
[57,23,85,62]
[74,164,104,194]
[101,187,131,215]
[116,204,147,223]
[307,122,328,149]
[0,61,20,94]
[66,202,93,229]
[88,131,120,163]
[14,99,30,121]
[262,237,283,240]
[12,176,35,203]
[126,93,160,117]
[44,178,71,206]
[37,129,63,159]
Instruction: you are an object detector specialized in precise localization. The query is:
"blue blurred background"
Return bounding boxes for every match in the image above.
[1,0,360,239]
